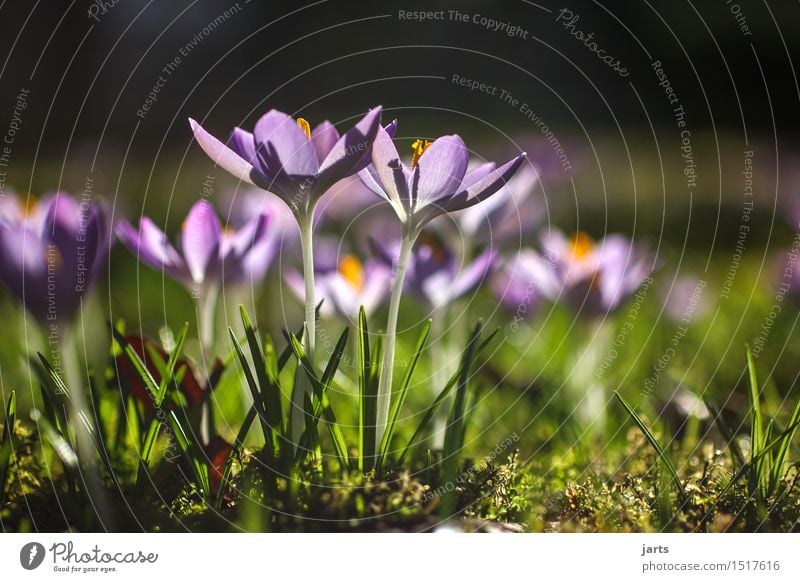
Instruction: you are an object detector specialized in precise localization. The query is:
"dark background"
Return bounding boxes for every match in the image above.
[0,0,798,240]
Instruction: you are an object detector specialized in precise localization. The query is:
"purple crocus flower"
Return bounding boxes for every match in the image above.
[189,108,382,215]
[359,124,526,451]
[372,231,496,310]
[359,125,526,234]
[286,253,391,322]
[116,200,269,292]
[491,249,559,318]
[225,188,298,284]
[0,192,110,328]
[501,229,653,316]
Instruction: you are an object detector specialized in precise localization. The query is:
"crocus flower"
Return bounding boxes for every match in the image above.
[358,123,526,450]
[189,108,382,216]
[536,229,654,316]
[491,249,559,319]
[359,126,526,236]
[372,230,495,310]
[116,200,269,348]
[0,192,110,330]
[285,253,391,321]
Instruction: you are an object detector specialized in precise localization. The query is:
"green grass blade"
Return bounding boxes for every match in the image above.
[302,393,322,466]
[169,411,210,499]
[288,331,350,470]
[397,326,497,465]
[377,319,431,471]
[155,322,189,404]
[745,345,767,498]
[703,397,746,466]
[357,307,375,471]
[439,321,483,516]
[614,391,687,503]
[770,393,800,492]
[2,390,15,445]
[30,408,78,468]
[239,306,284,441]
[215,406,258,508]
[0,391,17,504]
[111,328,161,405]
[228,326,274,464]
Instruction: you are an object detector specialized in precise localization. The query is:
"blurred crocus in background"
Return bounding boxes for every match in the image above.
[372,230,496,312]
[225,187,299,284]
[0,192,110,337]
[285,252,391,322]
[494,228,655,436]
[536,229,654,317]
[0,191,111,501]
[445,163,542,249]
[117,199,269,351]
[359,121,526,449]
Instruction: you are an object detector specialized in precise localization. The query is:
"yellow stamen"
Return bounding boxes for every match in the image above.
[339,254,365,291]
[570,232,595,259]
[411,139,432,167]
[22,196,38,216]
[296,118,311,140]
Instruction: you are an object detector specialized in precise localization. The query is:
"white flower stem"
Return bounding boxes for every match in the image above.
[197,283,219,354]
[375,231,415,451]
[291,211,317,441]
[57,321,112,526]
[299,213,317,356]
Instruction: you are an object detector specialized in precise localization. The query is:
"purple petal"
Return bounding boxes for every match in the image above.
[189,118,257,186]
[181,201,222,285]
[117,218,189,283]
[597,236,652,310]
[310,121,340,162]
[0,225,52,322]
[253,109,319,178]
[447,248,496,302]
[445,153,527,214]
[412,135,468,209]
[316,107,383,196]
[221,214,269,260]
[368,123,411,210]
[358,261,392,316]
[228,127,259,166]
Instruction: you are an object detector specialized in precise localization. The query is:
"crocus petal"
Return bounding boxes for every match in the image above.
[316,107,383,197]
[221,214,270,260]
[368,123,411,212]
[228,127,259,166]
[181,201,222,285]
[189,118,257,186]
[220,214,272,284]
[359,262,392,316]
[0,226,49,318]
[117,219,189,283]
[445,153,527,214]
[597,236,652,310]
[253,109,319,178]
[310,121,340,162]
[412,135,469,209]
[447,249,496,302]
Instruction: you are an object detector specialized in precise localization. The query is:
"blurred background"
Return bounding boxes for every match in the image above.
[1,0,800,457]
